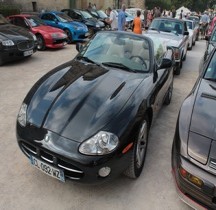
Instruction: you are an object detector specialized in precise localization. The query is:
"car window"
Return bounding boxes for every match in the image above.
[13,17,29,28]
[78,32,151,72]
[41,14,55,21]
[211,30,216,42]
[80,10,93,19]
[56,13,72,22]
[27,16,44,27]
[205,51,216,79]
[72,11,82,19]
[186,21,192,29]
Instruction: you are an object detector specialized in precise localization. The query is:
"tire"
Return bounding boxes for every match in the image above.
[164,79,173,105]
[64,29,73,44]
[36,34,46,51]
[175,65,181,75]
[124,115,149,179]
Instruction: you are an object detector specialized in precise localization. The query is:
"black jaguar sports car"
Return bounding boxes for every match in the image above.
[16,31,174,184]
[172,46,216,209]
[0,14,37,66]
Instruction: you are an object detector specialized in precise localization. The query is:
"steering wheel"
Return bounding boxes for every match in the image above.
[130,55,147,69]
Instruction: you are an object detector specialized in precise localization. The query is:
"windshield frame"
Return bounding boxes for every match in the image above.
[56,13,73,22]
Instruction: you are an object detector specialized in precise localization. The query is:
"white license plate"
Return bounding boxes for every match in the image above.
[30,155,65,182]
[24,50,33,57]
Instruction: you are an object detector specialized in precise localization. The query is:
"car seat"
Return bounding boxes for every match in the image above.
[174,24,182,34]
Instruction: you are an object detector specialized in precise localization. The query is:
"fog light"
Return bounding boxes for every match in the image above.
[98,167,111,177]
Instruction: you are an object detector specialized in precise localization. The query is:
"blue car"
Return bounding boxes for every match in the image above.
[40,11,89,43]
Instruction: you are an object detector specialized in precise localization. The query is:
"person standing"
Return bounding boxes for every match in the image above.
[133,10,142,34]
[105,7,117,30]
[118,4,126,31]
[179,10,183,19]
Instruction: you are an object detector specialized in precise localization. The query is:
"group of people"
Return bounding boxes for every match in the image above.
[105,4,142,34]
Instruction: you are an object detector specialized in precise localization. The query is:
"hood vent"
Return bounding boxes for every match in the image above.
[201,92,216,101]
[50,60,108,92]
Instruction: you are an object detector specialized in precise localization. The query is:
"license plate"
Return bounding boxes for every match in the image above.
[24,50,33,57]
[30,155,65,182]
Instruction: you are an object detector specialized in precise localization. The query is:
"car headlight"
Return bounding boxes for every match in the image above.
[2,40,14,46]
[17,103,27,127]
[51,33,58,38]
[79,131,119,155]
[29,32,37,41]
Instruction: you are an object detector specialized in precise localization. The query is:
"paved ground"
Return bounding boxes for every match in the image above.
[0,40,206,210]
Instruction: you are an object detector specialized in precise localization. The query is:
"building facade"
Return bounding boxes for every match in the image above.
[5,0,145,12]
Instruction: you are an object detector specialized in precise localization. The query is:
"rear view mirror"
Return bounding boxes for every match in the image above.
[159,58,173,69]
[76,43,83,52]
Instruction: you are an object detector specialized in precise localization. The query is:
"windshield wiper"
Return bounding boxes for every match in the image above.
[77,56,100,65]
[102,62,137,72]
[205,77,216,82]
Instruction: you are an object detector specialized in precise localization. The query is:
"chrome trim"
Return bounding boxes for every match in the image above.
[21,146,30,157]
[65,175,81,180]
[22,143,37,155]
[41,155,53,163]
[58,164,83,174]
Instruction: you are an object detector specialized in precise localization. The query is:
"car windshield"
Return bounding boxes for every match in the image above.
[150,19,183,34]
[77,32,151,73]
[80,10,93,19]
[0,14,9,25]
[186,21,193,29]
[204,50,216,80]
[27,16,45,27]
[56,13,73,22]
[97,10,107,18]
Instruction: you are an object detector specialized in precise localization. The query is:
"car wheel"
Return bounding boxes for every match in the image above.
[36,34,46,51]
[124,115,149,179]
[64,29,73,44]
[164,79,173,105]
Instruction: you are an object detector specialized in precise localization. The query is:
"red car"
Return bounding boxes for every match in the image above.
[205,16,216,40]
[8,14,68,50]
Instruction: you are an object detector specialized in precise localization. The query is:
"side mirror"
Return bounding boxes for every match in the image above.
[159,58,173,69]
[76,43,83,52]
[184,31,189,36]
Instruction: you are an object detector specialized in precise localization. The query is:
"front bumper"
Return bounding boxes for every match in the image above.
[0,42,37,64]
[172,142,216,210]
[45,37,68,49]
[16,124,131,184]
[72,30,90,41]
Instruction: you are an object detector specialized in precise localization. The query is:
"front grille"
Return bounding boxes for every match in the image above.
[21,141,84,180]
[17,40,34,51]
[53,38,67,44]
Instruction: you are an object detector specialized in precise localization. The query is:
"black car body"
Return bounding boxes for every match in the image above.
[172,47,216,209]
[87,9,109,29]
[148,17,189,75]
[61,9,104,36]
[16,31,174,184]
[0,14,37,66]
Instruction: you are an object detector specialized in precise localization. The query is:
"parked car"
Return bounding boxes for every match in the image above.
[61,9,104,37]
[7,14,68,51]
[147,17,189,75]
[87,9,109,29]
[185,19,197,50]
[172,45,216,210]
[187,15,200,40]
[126,8,144,21]
[0,14,37,66]
[40,11,89,43]
[16,31,174,184]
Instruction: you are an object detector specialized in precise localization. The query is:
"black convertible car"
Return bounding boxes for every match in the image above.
[17,31,174,184]
[172,46,216,209]
[0,14,37,66]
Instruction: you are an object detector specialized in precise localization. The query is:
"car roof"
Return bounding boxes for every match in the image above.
[8,14,32,18]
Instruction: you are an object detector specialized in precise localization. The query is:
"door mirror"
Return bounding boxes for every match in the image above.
[159,58,173,69]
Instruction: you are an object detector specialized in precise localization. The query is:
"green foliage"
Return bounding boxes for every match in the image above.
[0,3,21,17]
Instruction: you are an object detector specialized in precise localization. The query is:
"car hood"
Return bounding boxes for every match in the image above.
[68,21,86,29]
[33,25,64,33]
[26,60,144,142]
[84,18,103,27]
[190,79,216,140]
[146,31,182,47]
[0,24,33,41]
